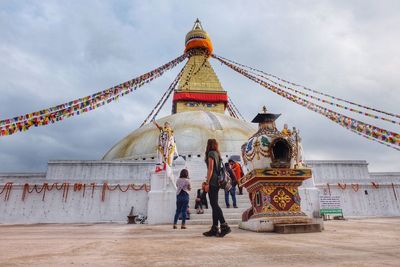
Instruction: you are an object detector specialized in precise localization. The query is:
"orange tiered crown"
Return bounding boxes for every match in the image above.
[184,19,213,55]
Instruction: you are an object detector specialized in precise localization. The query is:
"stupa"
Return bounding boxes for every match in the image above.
[103,19,256,170]
[239,107,322,233]
[101,20,322,224]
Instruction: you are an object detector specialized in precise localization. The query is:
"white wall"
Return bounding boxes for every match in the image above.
[1,160,399,224]
[0,161,153,224]
[307,161,400,217]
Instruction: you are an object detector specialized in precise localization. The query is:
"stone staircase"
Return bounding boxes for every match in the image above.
[185,180,250,225]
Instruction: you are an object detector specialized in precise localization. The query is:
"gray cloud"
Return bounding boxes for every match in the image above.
[0,0,399,172]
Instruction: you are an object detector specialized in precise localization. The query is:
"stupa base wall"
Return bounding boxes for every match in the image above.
[0,160,399,224]
[0,161,153,224]
[299,187,321,217]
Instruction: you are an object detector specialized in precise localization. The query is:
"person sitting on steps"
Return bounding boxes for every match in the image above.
[195,182,208,214]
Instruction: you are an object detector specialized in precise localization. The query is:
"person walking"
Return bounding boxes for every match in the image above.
[203,139,231,237]
[224,162,238,208]
[173,169,191,229]
[229,159,244,195]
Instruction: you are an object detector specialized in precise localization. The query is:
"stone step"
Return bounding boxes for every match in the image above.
[188,196,250,201]
[188,202,250,209]
[189,207,248,214]
[188,191,249,197]
[186,218,242,225]
[274,223,322,234]
[188,194,249,200]
[187,198,250,205]
[190,213,244,220]
[189,184,248,193]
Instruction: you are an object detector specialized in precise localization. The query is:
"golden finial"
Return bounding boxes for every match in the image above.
[193,18,203,30]
[262,106,268,113]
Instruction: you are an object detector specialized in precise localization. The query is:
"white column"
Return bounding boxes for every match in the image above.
[147,159,185,224]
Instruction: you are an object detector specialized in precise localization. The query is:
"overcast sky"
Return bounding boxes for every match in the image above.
[0,0,399,173]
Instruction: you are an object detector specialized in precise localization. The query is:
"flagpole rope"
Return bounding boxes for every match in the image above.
[228,96,245,121]
[216,54,400,120]
[141,58,189,126]
[212,54,400,151]
[149,61,188,123]
[0,54,188,136]
[232,62,400,125]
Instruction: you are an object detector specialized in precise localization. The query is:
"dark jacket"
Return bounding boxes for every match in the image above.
[224,163,237,187]
[196,189,208,204]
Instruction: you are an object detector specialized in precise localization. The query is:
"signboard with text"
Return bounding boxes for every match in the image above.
[319,195,343,216]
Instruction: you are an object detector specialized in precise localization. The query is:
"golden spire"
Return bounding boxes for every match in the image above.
[172,20,227,114]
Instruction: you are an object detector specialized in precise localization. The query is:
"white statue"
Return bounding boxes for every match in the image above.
[294,128,304,167]
[153,121,178,172]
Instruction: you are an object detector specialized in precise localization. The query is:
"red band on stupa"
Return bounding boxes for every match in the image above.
[173,91,228,104]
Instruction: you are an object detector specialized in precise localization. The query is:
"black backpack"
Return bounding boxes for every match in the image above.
[217,160,232,191]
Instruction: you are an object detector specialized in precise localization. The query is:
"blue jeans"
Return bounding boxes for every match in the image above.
[174,191,189,224]
[225,186,237,207]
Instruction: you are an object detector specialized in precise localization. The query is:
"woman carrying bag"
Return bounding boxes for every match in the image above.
[202,139,231,237]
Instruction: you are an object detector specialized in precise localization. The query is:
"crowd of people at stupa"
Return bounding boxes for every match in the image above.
[153,119,298,236]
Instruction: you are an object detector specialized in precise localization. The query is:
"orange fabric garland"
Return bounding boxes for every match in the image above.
[371,182,379,189]
[338,183,347,190]
[0,182,13,201]
[351,184,360,192]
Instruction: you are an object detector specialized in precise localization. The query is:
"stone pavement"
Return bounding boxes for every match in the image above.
[0,217,399,267]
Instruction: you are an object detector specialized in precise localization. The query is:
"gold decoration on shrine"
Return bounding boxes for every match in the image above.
[273,189,291,209]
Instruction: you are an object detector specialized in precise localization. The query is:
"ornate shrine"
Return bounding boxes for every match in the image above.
[239,107,320,232]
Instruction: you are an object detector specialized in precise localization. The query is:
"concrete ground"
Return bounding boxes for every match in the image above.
[0,218,399,267]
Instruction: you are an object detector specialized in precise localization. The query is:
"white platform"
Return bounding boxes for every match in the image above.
[0,159,399,225]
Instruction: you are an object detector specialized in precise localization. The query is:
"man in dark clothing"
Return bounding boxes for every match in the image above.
[224,162,238,208]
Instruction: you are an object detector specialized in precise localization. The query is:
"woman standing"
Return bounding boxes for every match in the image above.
[173,169,191,229]
[203,139,231,237]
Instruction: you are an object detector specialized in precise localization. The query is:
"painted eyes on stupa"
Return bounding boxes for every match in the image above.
[186,102,199,107]
[185,102,216,108]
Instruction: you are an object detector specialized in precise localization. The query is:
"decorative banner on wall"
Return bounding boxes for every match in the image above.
[101,183,150,201]
[0,53,188,137]
[0,182,13,201]
[212,54,400,151]
[0,182,151,202]
[338,183,347,190]
[351,184,360,192]
[371,182,379,189]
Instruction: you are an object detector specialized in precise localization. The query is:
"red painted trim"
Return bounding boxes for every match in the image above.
[173,92,228,103]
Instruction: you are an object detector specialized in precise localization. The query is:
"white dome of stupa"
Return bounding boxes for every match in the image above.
[103,110,256,161]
